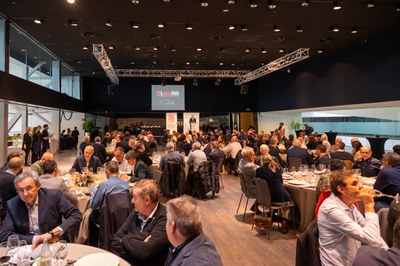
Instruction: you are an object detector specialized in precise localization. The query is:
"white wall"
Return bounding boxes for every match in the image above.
[257,110,302,136]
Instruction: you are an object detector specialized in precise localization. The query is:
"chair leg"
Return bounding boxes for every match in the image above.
[292,206,296,235]
[236,193,244,214]
[243,197,250,222]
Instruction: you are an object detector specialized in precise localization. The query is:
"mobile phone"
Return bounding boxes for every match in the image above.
[88,185,97,193]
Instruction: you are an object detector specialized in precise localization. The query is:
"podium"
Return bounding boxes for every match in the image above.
[366,136,388,160]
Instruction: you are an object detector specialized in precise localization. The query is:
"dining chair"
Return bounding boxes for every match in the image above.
[252,178,296,239]
[295,220,320,266]
[236,169,256,222]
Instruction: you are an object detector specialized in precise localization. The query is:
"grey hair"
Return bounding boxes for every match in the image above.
[134,179,159,202]
[383,152,400,167]
[14,171,40,188]
[166,196,202,238]
[192,141,201,150]
[166,141,175,151]
[241,146,254,158]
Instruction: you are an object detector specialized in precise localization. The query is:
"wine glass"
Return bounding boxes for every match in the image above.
[17,240,27,264]
[290,166,297,173]
[88,167,93,174]
[283,168,288,175]
[57,240,68,266]
[6,235,19,253]
[319,164,326,172]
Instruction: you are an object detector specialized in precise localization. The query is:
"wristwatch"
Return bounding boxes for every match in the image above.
[48,230,55,238]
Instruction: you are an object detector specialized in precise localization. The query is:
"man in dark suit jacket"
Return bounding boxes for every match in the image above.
[111,180,169,266]
[0,157,23,220]
[287,139,312,165]
[22,127,32,166]
[314,144,330,169]
[0,172,82,247]
[93,137,107,164]
[70,145,102,173]
[207,141,225,168]
[116,135,131,154]
[135,143,153,166]
[330,142,353,161]
[125,150,153,183]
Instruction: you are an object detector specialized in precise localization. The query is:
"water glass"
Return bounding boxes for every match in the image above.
[57,240,68,266]
[17,240,27,264]
[283,168,288,175]
[6,235,19,252]
[310,165,316,172]
[290,166,297,173]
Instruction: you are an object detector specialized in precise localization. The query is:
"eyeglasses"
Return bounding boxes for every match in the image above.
[16,185,36,194]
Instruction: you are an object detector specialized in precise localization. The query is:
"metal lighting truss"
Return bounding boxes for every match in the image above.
[114,69,250,78]
[92,44,119,85]
[234,48,310,85]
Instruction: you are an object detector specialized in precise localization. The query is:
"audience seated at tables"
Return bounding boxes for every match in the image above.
[330,142,354,162]
[352,146,382,177]
[287,138,312,166]
[284,134,294,151]
[224,135,242,175]
[111,179,169,266]
[329,137,343,154]
[128,137,137,151]
[39,160,77,205]
[31,151,53,176]
[159,142,185,171]
[373,152,400,211]
[112,146,131,173]
[207,141,226,168]
[314,144,330,170]
[176,133,191,156]
[318,170,388,266]
[0,157,23,221]
[238,147,259,213]
[70,145,102,174]
[0,171,82,247]
[89,161,129,220]
[353,218,400,266]
[164,197,223,266]
[255,154,291,233]
[93,136,108,164]
[101,132,112,146]
[186,142,207,172]
[135,142,153,166]
[320,134,331,154]
[79,135,91,155]
[147,134,158,155]
[116,133,131,154]
[124,150,153,183]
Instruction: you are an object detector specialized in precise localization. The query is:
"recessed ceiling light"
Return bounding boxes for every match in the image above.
[171,47,177,52]
[68,20,78,27]
[130,61,135,65]
[330,26,339,32]
[195,61,200,65]
[76,60,82,64]
[83,45,89,50]
[108,45,115,50]
[279,48,285,53]
[200,0,208,7]
[131,0,139,4]
[153,46,159,51]
[351,27,358,34]
[222,8,230,12]
[318,49,324,54]
[241,25,248,32]
[333,1,341,10]
[273,25,280,32]
[261,48,267,54]
[186,61,191,65]
[34,19,44,24]
[197,47,202,51]
[134,46,141,51]
[131,22,139,29]
[245,48,251,53]
[249,0,257,8]
[296,25,303,33]
[163,0,172,2]
[267,0,276,9]
[158,22,166,28]
[228,0,236,4]
[185,23,193,30]
[153,60,158,64]
[397,4,400,12]
[105,21,112,27]
[366,1,374,8]
[67,0,75,4]
[229,25,236,30]
[301,0,310,7]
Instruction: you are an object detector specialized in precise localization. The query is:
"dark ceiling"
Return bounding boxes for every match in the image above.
[1,0,400,78]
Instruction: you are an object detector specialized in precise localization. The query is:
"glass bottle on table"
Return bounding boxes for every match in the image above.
[39,238,52,266]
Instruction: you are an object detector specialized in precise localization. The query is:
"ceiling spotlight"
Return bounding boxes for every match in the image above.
[131,0,139,4]
[333,1,341,10]
[134,46,141,51]
[245,48,251,53]
[296,25,303,33]
[67,0,75,4]
[330,26,339,32]
[279,48,285,53]
[131,22,139,29]
[34,19,44,24]
[153,60,158,65]
[108,45,115,50]
[241,25,248,31]
[301,0,310,7]
[366,1,374,8]
[170,61,176,66]
[215,78,221,86]
[186,61,191,65]
[261,48,267,54]
[83,45,89,50]
[229,25,236,30]
[163,0,172,2]
[200,0,208,7]
[267,0,276,9]
[68,20,78,27]
[249,0,257,8]
[396,4,400,12]
[228,0,236,4]
[105,21,112,27]
[195,61,200,65]
[197,47,202,51]
[219,62,224,66]
[158,22,166,28]
[171,47,177,52]
[185,23,193,30]
[193,78,199,86]
[153,46,159,51]
[287,67,291,73]
[273,25,280,32]
[317,49,324,54]
[222,8,230,12]
[351,27,358,34]
[130,61,135,65]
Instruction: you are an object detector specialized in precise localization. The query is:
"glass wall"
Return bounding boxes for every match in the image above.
[61,63,81,99]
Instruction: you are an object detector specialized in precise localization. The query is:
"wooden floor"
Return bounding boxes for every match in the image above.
[52,150,297,266]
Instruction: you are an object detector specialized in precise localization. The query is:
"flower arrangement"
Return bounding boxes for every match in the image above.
[73,169,94,187]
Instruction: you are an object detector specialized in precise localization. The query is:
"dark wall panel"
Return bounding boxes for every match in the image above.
[83,77,257,114]
[257,31,400,111]
[0,71,85,112]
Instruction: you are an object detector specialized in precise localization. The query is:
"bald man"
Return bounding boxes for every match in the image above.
[352,146,382,177]
[31,152,53,176]
[70,145,102,173]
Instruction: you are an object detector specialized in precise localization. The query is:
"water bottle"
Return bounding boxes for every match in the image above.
[39,238,52,266]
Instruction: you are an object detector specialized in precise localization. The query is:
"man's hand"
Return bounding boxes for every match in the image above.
[143,235,151,243]
[119,173,129,181]
[32,233,52,249]
[360,187,375,212]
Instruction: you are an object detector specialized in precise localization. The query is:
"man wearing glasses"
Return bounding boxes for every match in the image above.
[0,171,82,248]
[352,146,382,177]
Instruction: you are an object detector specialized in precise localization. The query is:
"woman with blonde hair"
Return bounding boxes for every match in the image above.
[255,154,291,233]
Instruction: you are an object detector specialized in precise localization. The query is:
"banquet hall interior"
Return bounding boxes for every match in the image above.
[1,1,400,265]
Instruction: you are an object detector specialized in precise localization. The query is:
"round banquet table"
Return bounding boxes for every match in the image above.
[67,243,130,266]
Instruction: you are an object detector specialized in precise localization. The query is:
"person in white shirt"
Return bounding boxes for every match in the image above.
[224,136,242,174]
[112,146,131,173]
[318,170,388,266]
[186,142,207,172]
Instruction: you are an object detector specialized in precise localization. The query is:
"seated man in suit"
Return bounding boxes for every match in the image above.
[124,150,153,183]
[314,144,330,170]
[0,171,82,248]
[70,145,102,173]
[111,179,170,266]
[207,141,226,169]
[164,197,222,266]
[93,136,107,164]
[287,138,312,166]
[39,160,77,205]
[159,142,185,171]
[330,142,353,161]
[31,151,53,177]
[238,147,260,213]
[352,146,382,177]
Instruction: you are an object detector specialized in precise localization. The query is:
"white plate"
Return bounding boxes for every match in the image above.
[282,174,292,178]
[75,253,119,266]
[288,180,308,185]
